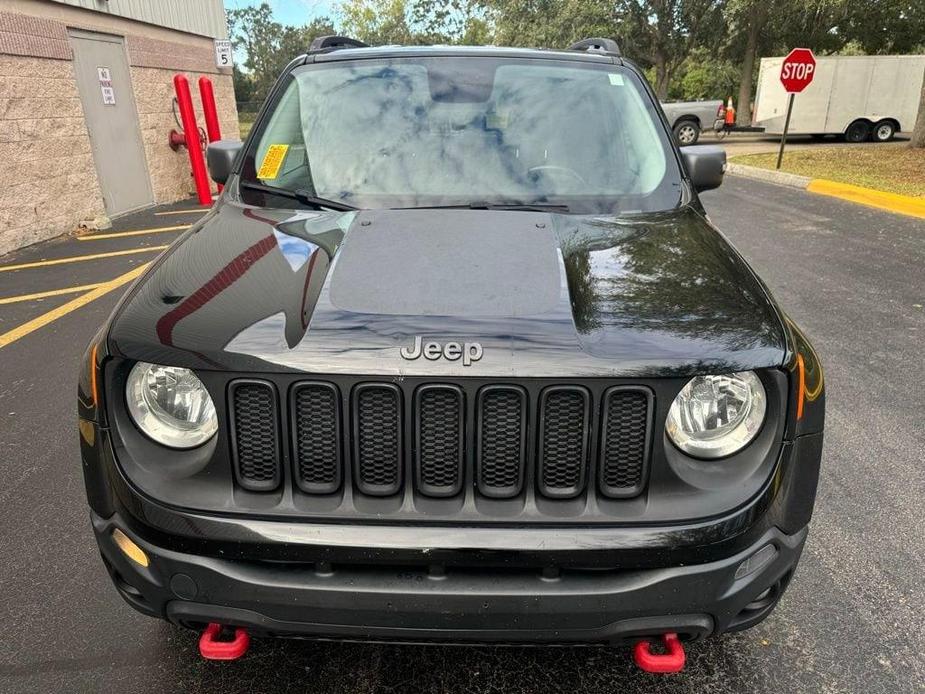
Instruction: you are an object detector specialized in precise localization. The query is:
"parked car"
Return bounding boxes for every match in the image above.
[753,54,925,142]
[78,36,824,672]
[661,99,725,145]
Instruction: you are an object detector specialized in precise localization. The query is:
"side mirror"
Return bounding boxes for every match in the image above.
[206,139,243,184]
[681,145,726,192]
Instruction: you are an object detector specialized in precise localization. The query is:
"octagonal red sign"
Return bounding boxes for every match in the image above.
[780,48,817,93]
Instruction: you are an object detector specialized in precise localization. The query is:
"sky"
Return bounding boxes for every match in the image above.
[223,0,340,26]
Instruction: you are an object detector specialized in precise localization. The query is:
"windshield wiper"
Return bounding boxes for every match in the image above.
[395,201,570,213]
[239,181,357,211]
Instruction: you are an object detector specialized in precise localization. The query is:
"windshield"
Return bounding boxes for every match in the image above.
[241,57,682,214]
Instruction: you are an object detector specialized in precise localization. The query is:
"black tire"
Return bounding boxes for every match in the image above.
[870,120,896,142]
[673,120,700,146]
[844,120,871,143]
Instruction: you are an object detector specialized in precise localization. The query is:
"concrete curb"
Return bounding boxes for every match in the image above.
[727,162,925,220]
[806,179,925,220]
[725,162,811,189]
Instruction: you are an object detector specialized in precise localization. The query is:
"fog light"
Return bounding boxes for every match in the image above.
[734,544,777,579]
[112,528,149,567]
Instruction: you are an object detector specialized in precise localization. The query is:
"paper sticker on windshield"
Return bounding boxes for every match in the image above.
[257,144,289,179]
[608,74,624,86]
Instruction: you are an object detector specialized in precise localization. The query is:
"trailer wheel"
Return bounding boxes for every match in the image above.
[673,120,700,146]
[845,120,871,143]
[870,120,896,142]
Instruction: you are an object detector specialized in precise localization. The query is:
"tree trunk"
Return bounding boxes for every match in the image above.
[911,68,925,148]
[654,53,669,100]
[736,2,766,127]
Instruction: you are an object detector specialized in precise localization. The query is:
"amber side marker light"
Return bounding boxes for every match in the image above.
[89,343,99,406]
[795,354,805,420]
[112,528,149,567]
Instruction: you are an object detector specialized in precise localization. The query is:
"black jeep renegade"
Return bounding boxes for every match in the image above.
[78,36,824,660]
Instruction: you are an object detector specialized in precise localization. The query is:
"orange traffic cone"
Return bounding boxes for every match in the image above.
[724,97,736,126]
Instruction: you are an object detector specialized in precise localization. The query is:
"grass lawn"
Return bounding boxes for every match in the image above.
[239,117,255,139]
[730,145,925,198]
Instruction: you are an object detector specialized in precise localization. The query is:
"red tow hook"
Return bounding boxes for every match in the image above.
[198,623,250,661]
[633,632,686,673]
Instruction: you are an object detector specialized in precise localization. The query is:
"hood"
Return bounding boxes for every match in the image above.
[108,200,787,377]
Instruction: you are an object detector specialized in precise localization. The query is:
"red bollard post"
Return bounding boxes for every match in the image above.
[173,74,212,206]
[198,76,223,192]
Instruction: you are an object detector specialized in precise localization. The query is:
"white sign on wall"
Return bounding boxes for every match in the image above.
[214,39,233,68]
[97,66,115,105]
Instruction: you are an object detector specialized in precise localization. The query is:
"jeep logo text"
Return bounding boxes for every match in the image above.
[400,336,483,366]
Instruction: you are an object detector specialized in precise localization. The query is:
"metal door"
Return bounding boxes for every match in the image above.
[68,29,153,216]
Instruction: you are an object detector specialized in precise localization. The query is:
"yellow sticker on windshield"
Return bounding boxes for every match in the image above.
[257,144,289,179]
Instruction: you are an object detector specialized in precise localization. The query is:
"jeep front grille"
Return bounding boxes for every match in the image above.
[226,378,653,514]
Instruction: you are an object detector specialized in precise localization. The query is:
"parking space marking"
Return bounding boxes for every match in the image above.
[0,283,103,305]
[78,225,189,241]
[0,264,150,349]
[154,209,207,216]
[0,246,167,273]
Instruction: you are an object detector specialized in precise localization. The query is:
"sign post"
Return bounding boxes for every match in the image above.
[776,48,816,169]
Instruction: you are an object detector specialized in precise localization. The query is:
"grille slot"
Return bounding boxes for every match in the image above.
[353,383,403,496]
[415,385,465,497]
[476,386,527,498]
[229,380,281,491]
[291,382,341,494]
[599,387,652,498]
[538,387,590,498]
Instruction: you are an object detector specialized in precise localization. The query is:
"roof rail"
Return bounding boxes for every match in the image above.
[308,35,369,52]
[567,37,621,57]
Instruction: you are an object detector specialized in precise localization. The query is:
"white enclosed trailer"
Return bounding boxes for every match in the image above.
[753,54,925,142]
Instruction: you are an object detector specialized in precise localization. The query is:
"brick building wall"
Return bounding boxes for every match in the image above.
[0,3,238,256]
[128,33,238,204]
[0,53,105,251]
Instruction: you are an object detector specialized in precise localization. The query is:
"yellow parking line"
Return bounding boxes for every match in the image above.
[0,246,167,272]
[0,263,150,349]
[0,283,103,305]
[78,224,189,241]
[155,209,207,216]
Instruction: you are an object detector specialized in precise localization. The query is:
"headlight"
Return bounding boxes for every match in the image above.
[666,371,766,459]
[126,362,217,449]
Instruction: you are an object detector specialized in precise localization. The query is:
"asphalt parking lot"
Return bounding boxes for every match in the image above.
[0,176,923,693]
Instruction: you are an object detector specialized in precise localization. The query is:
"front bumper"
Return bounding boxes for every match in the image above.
[94,510,806,644]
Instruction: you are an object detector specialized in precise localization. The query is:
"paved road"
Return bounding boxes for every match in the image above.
[0,178,923,693]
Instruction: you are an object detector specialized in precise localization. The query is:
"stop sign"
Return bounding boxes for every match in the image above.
[780,48,816,93]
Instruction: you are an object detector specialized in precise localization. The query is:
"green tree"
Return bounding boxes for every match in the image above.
[339,0,415,44]
[480,0,727,100]
[227,3,335,101]
[837,0,925,54]
[480,0,615,48]
[617,0,727,100]
[725,0,767,125]
[677,48,738,101]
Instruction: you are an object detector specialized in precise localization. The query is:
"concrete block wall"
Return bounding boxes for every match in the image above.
[0,4,238,256]
[132,66,237,204]
[0,54,105,253]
